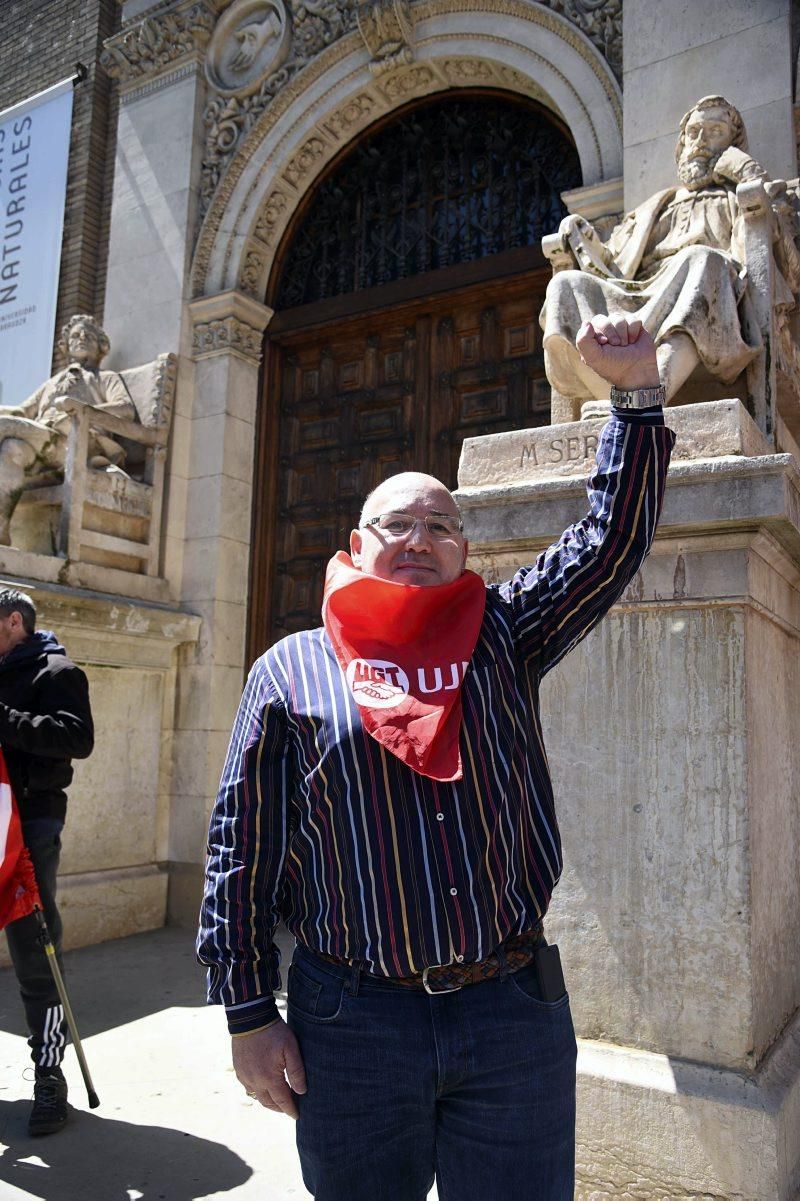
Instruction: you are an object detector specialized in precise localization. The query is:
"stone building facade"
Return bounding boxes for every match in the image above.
[2,1,800,1196]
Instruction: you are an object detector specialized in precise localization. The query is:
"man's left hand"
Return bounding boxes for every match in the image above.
[576,316,661,390]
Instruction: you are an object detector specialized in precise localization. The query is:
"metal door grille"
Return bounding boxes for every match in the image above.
[277,95,581,307]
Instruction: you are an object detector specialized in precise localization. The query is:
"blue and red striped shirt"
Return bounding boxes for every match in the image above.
[198,409,674,1031]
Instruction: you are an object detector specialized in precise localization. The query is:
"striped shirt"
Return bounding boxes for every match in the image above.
[198,409,674,1032]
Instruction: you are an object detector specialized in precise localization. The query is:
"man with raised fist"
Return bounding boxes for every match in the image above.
[199,317,674,1200]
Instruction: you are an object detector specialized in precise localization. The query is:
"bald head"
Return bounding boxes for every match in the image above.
[359,472,461,526]
[351,471,467,587]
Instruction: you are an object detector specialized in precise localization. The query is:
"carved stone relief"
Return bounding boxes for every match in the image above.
[103,0,622,227]
[356,0,415,74]
[196,0,621,215]
[205,0,292,94]
[189,0,623,297]
[192,315,264,361]
[201,0,359,210]
[320,92,379,139]
[254,190,291,245]
[539,0,621,82]
[100,0,221,83]
[378,63,435,100]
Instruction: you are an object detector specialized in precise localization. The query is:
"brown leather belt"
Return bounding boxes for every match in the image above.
[313,926,544,995]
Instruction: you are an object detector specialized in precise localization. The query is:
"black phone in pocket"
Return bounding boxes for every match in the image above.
[534,944,566,1002]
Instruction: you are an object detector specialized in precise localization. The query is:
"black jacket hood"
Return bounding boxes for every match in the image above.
[0,631,66,672]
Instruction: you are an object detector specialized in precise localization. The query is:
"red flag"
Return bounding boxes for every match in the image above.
[0,748,41,929]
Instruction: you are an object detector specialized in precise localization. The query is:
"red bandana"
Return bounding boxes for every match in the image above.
[322,552,486,781]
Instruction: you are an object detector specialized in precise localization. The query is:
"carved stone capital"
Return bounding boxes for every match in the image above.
[356,0,415,75]
[101,0,221,87]
[190,290,273,363]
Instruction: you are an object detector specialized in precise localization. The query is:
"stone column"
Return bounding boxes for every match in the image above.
[457,399,800,1200]
[166,290,272,921]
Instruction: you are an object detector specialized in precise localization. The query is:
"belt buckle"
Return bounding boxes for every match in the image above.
[422,965,463,995]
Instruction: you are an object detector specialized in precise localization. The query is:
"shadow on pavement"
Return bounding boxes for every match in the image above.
[0,1098,253,1199]
[0,924,296,1041]
[0,927,205,1039]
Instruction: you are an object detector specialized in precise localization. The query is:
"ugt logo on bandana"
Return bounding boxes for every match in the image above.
[323,551,486,779]
[346,659,409,709]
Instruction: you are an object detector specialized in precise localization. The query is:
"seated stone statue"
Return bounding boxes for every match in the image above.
[541,95,800,405]
[0,314,136,545]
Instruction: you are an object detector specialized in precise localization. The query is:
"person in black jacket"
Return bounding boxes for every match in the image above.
[0,588,94,1136]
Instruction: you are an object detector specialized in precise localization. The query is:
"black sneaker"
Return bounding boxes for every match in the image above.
[29,1067,68,1136]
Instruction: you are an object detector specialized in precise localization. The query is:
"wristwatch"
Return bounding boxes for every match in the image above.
[610,384,666,409]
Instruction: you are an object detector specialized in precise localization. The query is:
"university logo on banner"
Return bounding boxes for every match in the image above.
[0,77,73,407]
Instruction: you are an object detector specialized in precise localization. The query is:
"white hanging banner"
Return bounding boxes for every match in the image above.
[0,76,74,407]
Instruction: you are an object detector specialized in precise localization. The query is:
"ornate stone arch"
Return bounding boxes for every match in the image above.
[190,0,622,304]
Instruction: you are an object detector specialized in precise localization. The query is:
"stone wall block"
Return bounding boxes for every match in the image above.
[746,606,800,1061]
[171,727,231,802]
[175,662,244,734]
[64,665,165,875]
[168,792,227,864]
[180,535,250,604]
[543,603,751,1068]
[194,352,261,424]
[58,865,168,953]
[625,13,790,146]
[623,0,788,73]
[189,598,249,670]
[187,411,255,486]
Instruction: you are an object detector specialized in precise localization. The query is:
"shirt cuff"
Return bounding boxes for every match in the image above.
[225,995,281,1034]
[610,405,664,424]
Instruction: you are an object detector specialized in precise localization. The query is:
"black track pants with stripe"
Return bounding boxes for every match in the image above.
[5,820,66,1068]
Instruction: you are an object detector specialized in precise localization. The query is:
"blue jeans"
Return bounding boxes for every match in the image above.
[287,942,577,1201]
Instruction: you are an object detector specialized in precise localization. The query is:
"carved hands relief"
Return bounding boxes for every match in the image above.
[205,0,292,94]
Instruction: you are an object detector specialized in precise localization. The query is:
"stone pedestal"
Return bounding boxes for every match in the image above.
[456,400,800,1200]
[0,579,200,967]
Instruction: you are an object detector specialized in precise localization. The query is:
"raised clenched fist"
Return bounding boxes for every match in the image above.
[575,316,661,390]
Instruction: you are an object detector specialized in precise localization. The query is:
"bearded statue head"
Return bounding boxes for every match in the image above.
[675,96,747,190]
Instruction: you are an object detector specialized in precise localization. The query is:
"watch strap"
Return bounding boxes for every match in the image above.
[610,383,666,409]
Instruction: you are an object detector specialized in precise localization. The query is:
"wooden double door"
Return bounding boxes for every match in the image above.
[249,267,551,653]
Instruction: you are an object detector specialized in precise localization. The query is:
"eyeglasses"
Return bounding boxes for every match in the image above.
[362,511,464,541]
